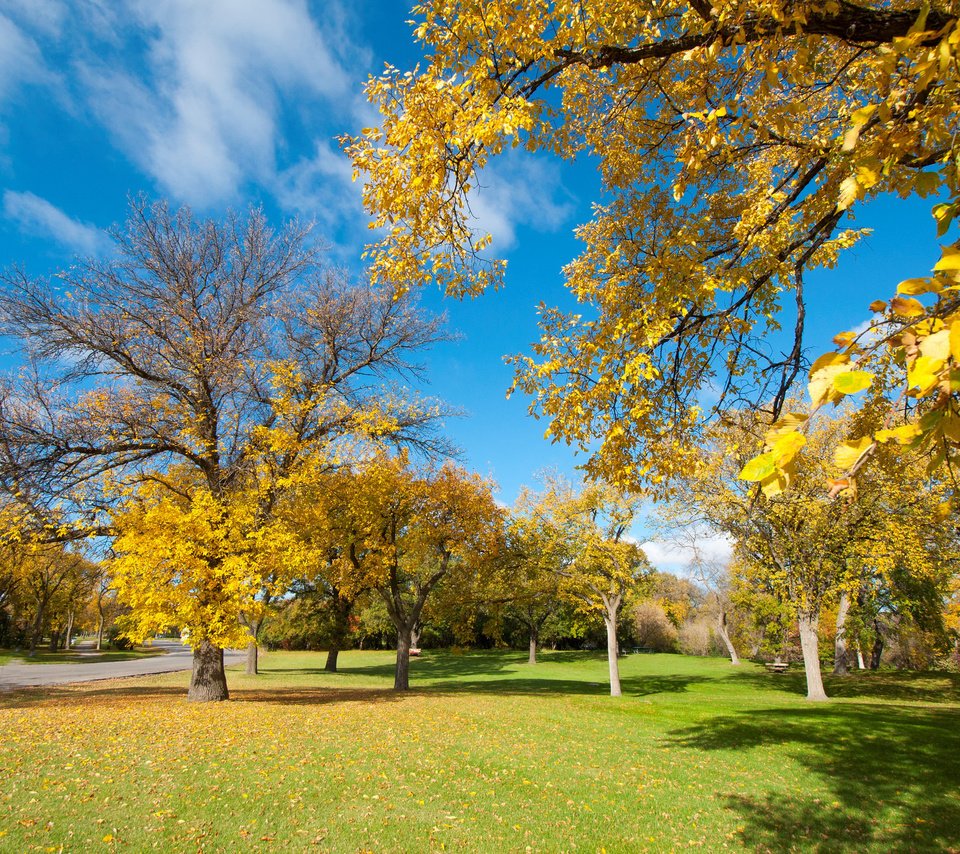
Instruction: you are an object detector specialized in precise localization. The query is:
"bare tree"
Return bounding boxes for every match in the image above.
[0,199,451,701]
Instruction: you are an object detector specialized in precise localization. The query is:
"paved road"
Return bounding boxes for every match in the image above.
[0,639,245,690]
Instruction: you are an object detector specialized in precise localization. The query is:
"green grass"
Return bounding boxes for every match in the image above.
[1,650,958,852]
[3,646,164,665]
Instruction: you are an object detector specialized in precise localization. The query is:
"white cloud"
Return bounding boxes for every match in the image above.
[3,190,111,255]
[641,531,733,577]
[77,0,354,207]
[0,12,57,101]
[467,154,574,251]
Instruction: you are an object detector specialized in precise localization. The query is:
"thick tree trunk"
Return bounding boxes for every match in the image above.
[187,639,229,702]
[49,629,60,652]
[797,609,828,701]
[325,647,340,672]
[833,591,851,675]
[28,606,44,657]
[395,629,412,691]
[528,625,538,665]
[716,608,740,665]
[603,605,622,698]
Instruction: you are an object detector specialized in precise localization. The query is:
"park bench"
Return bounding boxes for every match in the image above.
[631,647,655,654]
[765,660,789,674]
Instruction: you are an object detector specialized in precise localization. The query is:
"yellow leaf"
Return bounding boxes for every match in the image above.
[808,351,849,377]
[919,329,951,363]
[933,246,960,272]
[890,296,926,318]
[907,355,944,394]
[832,331,856,348]
[868,299,887,313]
[950,319,960,363]
[738,452,778,482]
[943,413,960,443]
[875,423,922,445]
[832,370,872,395]
[808,363,847,405]
[837,175,860,211]
[896,277,939,296]
[768,429,805,465]
[834,437,873,471]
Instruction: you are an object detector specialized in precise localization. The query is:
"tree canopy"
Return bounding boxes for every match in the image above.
[346,0,960,496]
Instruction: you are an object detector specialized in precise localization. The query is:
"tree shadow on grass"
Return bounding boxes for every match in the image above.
[729,665,960,705]
[669,703,960,851]
[418,673,710,698]
[0,683,403,710]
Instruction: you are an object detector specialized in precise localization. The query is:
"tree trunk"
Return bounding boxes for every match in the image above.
[95,615,104,651]
[187,639,229,702]
[28,605,44,657]
[325,647,340,672]
[870,632,883,670]
[49,629,60,652]
[603,601,622,698]
[395,628,412,691]
[64,610,75,651]
[797,608,828,701]
[528,625,538,665]
[856,646,866,669]
[245,640,259,676]
[716,607,740,665]
[833,590,851,675]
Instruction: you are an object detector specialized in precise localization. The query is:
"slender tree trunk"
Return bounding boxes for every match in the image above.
[243,617,261,676]
[395,628,413,691]
[96,615,104,651]
[49,629,60,652]
[603,599,622,698]
[716,607,740,665]
[870,631,883,670]
[245,640,259,676]
[856,646,866,669]
[64,609,75,651]
[833,591,851,675]
[187,639,229,702]
[528,624,538,665]
[797,608,828,701]
[325,595,352,673]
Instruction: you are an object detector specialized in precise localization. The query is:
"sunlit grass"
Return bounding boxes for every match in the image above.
[1,650,958,851]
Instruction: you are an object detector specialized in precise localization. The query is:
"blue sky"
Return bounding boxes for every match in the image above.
[0,0,944,571]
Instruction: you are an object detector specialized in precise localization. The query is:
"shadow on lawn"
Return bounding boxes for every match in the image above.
[0,683,402,709]
[670,703,960,851]
[729,666,960,705]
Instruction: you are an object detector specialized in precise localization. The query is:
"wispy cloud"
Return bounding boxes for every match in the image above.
[74,0,354,207]
[641,532,733,577]
[3,190,112,255]
[467,154,575,251]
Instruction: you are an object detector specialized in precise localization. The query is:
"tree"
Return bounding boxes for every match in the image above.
[675,407,955,699]
[522,477,650,697]
[323,454,504,690]
[0,200,448,700]
[346,0,960,496]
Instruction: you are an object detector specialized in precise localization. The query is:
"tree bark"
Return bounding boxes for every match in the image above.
[833,590,851,675]
[603,599,622,698]
[95,615,104,651]
[245,640,259,676]
[395,628,412,691]
[325,647,340,672]
[856,646,866,669]
[528,625,538,665]
[797,608,828,701]
[64,609,75,652]
[716,606,740,665]
[28,604,44,657]
[187,639,229,702]
[870,628,884,670]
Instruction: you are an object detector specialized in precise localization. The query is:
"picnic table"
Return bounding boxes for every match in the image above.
[765,660,789,673]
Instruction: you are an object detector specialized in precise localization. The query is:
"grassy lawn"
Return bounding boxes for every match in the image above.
[1,651,957,852]
[2,646,165,665]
